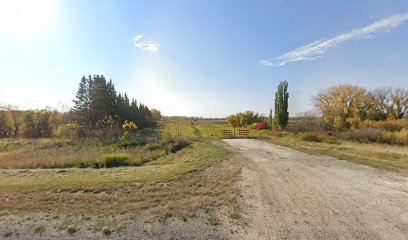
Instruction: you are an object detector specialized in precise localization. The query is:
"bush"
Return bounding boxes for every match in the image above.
[379,129,408,145]
[144,142,164,150]
[299,132,322,142]
[361,119,408,131]
[322,136,339,144]
[113,140,141,148]
[165,137,191,154]
[337,128,380,143]
[256,120,269,130]
[100,154,130,168]
[56,123,80,141]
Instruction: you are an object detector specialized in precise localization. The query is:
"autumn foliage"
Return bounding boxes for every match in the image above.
[256,120,269,130]
[314,85,407,130]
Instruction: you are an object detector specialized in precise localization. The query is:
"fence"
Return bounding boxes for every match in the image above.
[238,128,249,138]
[221,128,249,138]
[221,129,233,138]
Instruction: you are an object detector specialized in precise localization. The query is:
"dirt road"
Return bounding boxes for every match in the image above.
[223,139,408,240]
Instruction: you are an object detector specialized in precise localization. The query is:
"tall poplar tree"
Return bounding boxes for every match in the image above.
[274,81,289,130]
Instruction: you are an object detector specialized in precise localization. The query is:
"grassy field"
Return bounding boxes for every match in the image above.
[1,120,407,237]
[0,140,242,237]
[0,138,166,169]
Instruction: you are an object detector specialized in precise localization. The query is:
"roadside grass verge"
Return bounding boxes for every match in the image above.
[165,122,408,173]
[251,131,408,173]
[0,141,242,219]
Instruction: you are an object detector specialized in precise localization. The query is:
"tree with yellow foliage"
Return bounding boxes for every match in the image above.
[314,85,369,130]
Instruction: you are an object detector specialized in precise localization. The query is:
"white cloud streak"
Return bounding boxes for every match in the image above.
[131,34,160,53]
[260,12,408,67]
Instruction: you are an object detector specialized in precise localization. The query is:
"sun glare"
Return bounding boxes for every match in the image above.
[0,0,57,35]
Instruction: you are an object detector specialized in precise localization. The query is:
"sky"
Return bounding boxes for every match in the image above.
[0,0,408,117]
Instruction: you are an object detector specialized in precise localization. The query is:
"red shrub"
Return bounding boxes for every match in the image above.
[256,120,269,130]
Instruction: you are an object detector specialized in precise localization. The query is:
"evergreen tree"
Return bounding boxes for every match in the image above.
[89,75,110,126]
[269,107,273,130]
[72,75,156,131]
[274,81,289,130]
[72,76,91,126]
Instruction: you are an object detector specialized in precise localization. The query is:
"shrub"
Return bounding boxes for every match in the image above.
[361,119,408,131]
[337,128,380,142]
[379,129,408,145]
[321,136,339,144]
[56,123,80,141]
[256,120,269,130]
[165,137,191,154]
[100,154,130,168]
[298,132,322,142]
[113,141,141,148]
[144,142,164,150]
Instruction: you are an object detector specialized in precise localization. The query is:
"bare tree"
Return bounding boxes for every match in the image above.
[390,87,408,119]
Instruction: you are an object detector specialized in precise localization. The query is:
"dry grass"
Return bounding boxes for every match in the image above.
[260,133,408,173]
[0,141,242,218]
[174,122,408,173]
[0,138,166,169]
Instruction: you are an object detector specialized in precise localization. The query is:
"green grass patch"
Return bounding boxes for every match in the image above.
[207,217,220,226]
[101,154,130,168]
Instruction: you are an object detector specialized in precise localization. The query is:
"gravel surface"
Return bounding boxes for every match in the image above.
[223,139,408,240]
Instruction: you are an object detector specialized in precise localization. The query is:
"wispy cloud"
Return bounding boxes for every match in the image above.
[260,12,408,67]
[131,34,160,53]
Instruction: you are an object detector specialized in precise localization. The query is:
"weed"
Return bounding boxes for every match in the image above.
[34,225,46,234]
[67,226,77,235]
[102,228,111,236]
[230,211,241,219]
[208,217,220,226]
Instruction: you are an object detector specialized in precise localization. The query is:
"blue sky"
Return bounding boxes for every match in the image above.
[1,0,408,117]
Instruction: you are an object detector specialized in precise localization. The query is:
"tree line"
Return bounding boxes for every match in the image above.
[0,107,68,138]
[72,75,156,130]
[314,85,407,130]
[0,75,161,138]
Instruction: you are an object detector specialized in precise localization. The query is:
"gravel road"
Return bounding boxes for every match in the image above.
[223,139,408,240]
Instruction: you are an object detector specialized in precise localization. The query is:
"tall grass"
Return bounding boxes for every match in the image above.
[0,139,165,169]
